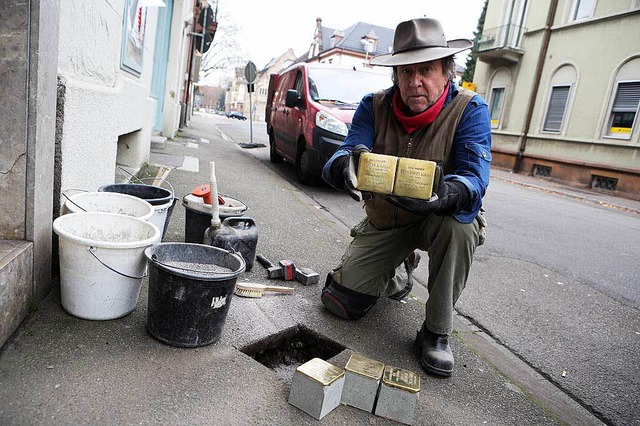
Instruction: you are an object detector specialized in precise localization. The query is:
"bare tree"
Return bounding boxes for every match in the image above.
[200,9,246,83]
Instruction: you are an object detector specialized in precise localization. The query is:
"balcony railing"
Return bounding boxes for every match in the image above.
[476,24,527,63]
[478,24,527,50]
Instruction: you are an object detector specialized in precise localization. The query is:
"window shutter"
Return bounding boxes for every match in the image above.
[612,82,640,112]
[543,85,570,132]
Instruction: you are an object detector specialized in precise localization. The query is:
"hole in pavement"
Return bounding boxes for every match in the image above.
[240,324,346,381]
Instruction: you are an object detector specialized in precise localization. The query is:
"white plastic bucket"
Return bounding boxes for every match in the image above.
[53,212,161,320]
[64,191,154,221]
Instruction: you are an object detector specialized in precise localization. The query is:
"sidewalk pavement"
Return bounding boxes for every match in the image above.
[0,113,616,425]
[490,168,640,216]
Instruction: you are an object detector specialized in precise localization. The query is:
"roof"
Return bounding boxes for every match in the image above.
[319,21,394,56]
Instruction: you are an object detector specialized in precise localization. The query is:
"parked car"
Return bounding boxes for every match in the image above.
[265,63,391,185]
[226,111,247,120]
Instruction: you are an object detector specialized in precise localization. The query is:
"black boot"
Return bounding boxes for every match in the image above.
[414,322,454,377]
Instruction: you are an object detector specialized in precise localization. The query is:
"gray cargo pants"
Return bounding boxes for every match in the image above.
[330,214,481,335]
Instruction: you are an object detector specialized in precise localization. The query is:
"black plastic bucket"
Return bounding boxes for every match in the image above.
[185,207,214,244]
[99,183,172,206]
[144,243,245,347]
[99,183,176,239]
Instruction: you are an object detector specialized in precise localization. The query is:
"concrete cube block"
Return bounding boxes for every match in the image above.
[341,353,385,412]
[289,358,345,420]
[374,365,420,425]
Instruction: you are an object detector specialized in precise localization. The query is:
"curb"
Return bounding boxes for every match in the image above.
[492,175,640,215]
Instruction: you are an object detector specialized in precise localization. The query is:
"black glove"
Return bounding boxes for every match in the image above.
[329,144,370,202]
[386,165,469,214]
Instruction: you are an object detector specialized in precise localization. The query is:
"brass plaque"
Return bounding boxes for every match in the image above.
[296,358,344,386]
[345,353,385,380]
[382,365,420,393]
[393,158,437,200]
[356,153,436,200]
[356,153,397,194]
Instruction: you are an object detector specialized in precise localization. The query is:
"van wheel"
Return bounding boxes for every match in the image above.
[269,131,283,163]
[296,148,317,186]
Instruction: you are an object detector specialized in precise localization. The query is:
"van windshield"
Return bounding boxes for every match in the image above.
[307,68,391,106]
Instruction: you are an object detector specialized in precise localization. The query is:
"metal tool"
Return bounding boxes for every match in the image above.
[279,260,296,281]
[295,267,320,285]
[256,253,283,278]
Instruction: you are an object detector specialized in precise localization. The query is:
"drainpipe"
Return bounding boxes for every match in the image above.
[181,1,199,128]
[514,0,559,173]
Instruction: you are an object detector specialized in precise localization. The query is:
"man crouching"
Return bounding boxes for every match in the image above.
[320,17,491,377]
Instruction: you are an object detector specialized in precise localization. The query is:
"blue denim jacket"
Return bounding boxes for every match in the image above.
[322,82,492,224]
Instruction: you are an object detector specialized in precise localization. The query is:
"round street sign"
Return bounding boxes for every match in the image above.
[245,61,257,83]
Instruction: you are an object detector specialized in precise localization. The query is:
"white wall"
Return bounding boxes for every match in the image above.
[57,0,161,193]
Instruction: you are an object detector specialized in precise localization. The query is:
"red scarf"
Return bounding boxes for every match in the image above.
[393,82,449,134]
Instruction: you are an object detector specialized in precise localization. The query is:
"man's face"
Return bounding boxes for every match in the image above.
[397,60,448,115]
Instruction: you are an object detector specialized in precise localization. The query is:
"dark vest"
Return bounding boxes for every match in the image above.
[364,86,474,229]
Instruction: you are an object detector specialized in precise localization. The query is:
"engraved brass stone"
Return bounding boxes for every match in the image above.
[345,353,385,380]
[356,153,397,194]
[382,365,420,393]
[296,358,344,386]
[393,158,436,200]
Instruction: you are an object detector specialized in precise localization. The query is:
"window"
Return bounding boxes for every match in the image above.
[570,0,596,21]
[533,164,552,177]
[489,87,505,129]
[543,85,571,132]
[499,0,528,48]
[606,81,640,138]
[591,174,618,191]
[542,65,576,134]
[488,68,511,129]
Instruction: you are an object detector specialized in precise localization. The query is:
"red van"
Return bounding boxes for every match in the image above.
[265,63,390,184]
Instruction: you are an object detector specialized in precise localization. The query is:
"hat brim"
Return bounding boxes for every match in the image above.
[370,39,472,67]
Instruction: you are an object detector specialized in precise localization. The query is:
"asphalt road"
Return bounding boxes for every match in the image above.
[217,113,640,426]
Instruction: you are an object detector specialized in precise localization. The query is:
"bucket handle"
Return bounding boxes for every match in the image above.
[137,177,175,198]
[148,254,241,277]
[62,189,90,212]
[116,166,175,196]
[88,246,146,280]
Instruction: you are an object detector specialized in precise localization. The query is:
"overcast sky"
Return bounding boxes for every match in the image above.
[205,0,486,83]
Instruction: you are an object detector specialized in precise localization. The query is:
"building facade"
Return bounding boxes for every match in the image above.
[241,49,297,122]
[473,0,640,199]
[235,18,395,123]
[307,17,394,71]
[0,0,209,348]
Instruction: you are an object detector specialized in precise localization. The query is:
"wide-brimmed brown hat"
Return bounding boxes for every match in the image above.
[370,18,473,67]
